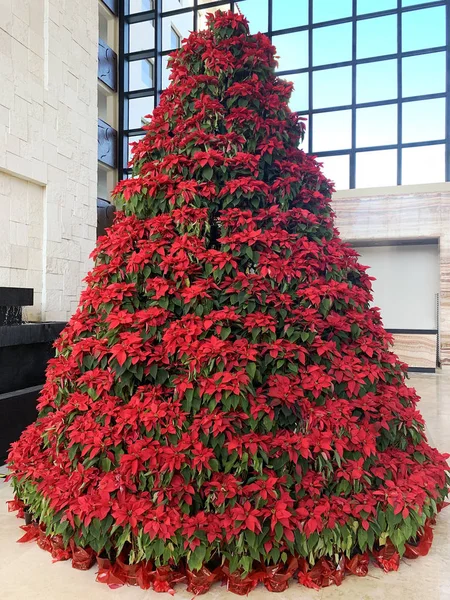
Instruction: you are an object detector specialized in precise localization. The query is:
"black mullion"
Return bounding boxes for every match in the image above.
[274,46,446,77]
[125,49,157,61]
[126,10,156,24]
[307,0,313,155]
[126,88,156,100]
[397,0,402,185]
[194,0,198,30]
[118,0,126,180]
[314,139,446,159]
[155,0,162,103]
[446,0,450,181]
[303,93,446,115]
[350,0,357,189]
[161,6,195,17]
[268,0,273,38]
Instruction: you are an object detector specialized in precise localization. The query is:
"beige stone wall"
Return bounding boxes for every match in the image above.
[333,184,450,365]
[0,0,98,321]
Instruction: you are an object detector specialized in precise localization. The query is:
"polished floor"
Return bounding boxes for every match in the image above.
[1,372,450,600]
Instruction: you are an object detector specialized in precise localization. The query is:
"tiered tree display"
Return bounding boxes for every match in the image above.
[7,10,449,594]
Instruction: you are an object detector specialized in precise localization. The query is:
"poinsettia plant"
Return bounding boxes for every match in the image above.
[6,9,449,594]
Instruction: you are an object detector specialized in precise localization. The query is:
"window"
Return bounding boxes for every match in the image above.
[128,0,154,14]
[120,0,450,189]
[273,31,308,72]
[129,59,154,91]
[313,66,352,109]
[236,0,269,33]
[357,15,397,59]
[171,26,181,49]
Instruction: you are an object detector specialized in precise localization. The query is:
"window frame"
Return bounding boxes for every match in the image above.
[119,0,450,189]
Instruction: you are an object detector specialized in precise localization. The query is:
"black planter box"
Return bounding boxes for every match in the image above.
[0,321,66,464]
[0,385,42,464]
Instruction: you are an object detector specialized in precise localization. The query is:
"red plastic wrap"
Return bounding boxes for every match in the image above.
[7,498,25,518]
[70,540,95,570]
[152,564,186,594]
[17,523,40,543]
[96,556,127,589]
[186,565,222,595]
[115,554,153,589]
[404,524,433,559]
[222,563,258,596]
[50,535,71,562]
[345,552,369,577]
[37,526,52,553]
[261,557,298,592]
[372,541,400,572]
[298,557,345,589]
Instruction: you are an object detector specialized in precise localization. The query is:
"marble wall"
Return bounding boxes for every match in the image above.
[333,185,450,366]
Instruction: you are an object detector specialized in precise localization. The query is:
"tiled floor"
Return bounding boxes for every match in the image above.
[1,372,450,600]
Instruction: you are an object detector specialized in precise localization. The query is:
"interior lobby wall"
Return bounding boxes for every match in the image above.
[333,184,450,367]
[0,0,99,321]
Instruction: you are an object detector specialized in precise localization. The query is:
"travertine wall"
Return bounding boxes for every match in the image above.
[333,184,450,366]
[0,0,98,321]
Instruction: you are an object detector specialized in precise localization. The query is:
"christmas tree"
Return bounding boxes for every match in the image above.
[7,10,449,594]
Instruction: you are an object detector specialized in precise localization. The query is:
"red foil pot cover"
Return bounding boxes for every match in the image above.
[186,565,222,595]
[261,557,299,592]
[298,557,345,590]
[17,523,40,544]
[372,540,400,573]
[96,556,128,589]
[152,564,187,594]
[345,552,370,577]
[404,524,434,559]
[69,539,96,571]
[222,563,258,596]
[50,534,71,562]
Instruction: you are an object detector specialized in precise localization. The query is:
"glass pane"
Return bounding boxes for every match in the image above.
[402,52,445,97]
[128,134,145,164]
[273,31,308,72]
[162,55,172,90]
[357,0,396,14]
[357,15,397,59]
[357,60,397,103]
[356,149,397,187]
[236,0,269,34]
[162,13,193,51]
[129,58,154,91]
[162,0,193,10]
[128,96,155,130]
[313,0,352,23]
[402,0,441,6]
[198,4,231,30]
[128,0,154,14]
[129,20,155,53]
[402,7,446,52]
[283,73,308,112]
[319,155,350,190]
[313,23,352,66]
[313,66,351,109]
[402,145,445,185]
[356,104,397,148]
[299,115,310,151]
[402,99,446,143]
[287,73,309,112]
[313,110,352,152]
[273,0,308,30]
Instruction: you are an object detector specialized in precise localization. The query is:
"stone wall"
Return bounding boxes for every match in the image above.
[333,184,450,366]
[0,0,98,321]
